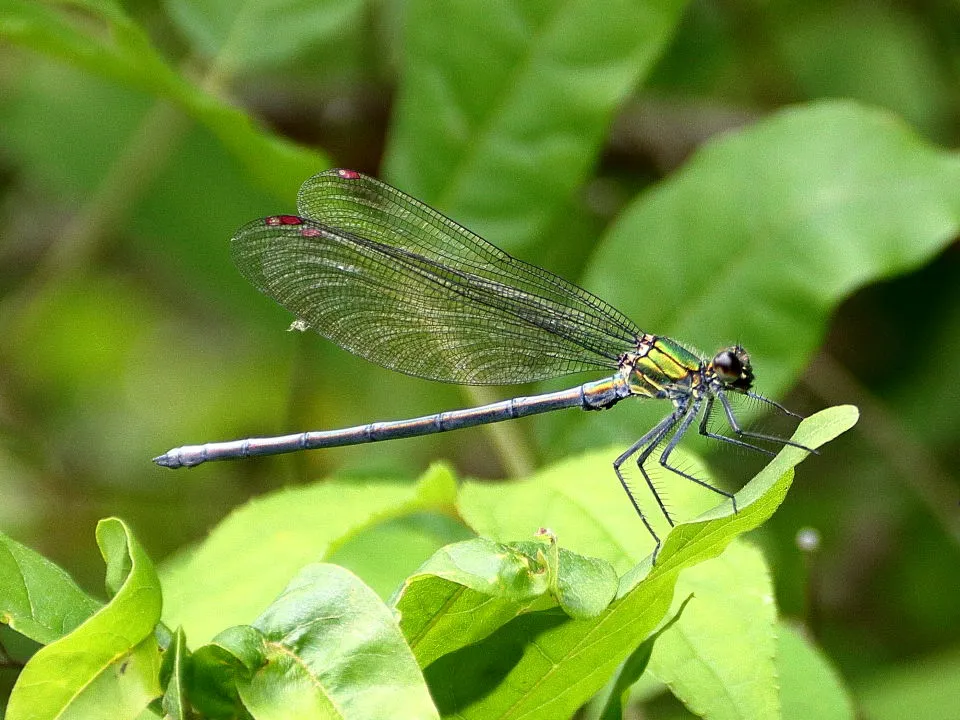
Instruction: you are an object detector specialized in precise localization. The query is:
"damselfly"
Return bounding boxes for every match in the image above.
[155,169,814,554]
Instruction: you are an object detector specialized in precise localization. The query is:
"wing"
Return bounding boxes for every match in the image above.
[230,170,643,385]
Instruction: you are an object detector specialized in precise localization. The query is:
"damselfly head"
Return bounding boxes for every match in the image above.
[710,346,754,391]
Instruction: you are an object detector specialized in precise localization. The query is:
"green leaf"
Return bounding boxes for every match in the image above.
[647,542,778,720]
[189,626,261,719]
[217,564,438,719]
[421,559,676,720]
[0,0,326,200]
[596,594,693,720]
[384,0,690,249]
[327,512,473,601]
[777,622,854,720]
[393,535,617,667]
[7,518,163,719]
[161,465,458,644]
[396,575,541,671]
[0,530,101,645]
[434,406,856,718]
[160,627,192,720]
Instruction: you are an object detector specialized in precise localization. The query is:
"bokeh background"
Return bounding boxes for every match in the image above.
[1,0,958,717]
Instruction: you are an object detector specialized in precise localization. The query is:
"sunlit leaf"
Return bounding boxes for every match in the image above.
[647,542,778,720]
[0,530,101,645]
[6,518,163,719]
[161,465,458,644]
[778,622,855,720]
[429,406,857,719]
[596,594,692,720]
[159,627,191,720]
[393,535,617,667]
[204,564,438,719]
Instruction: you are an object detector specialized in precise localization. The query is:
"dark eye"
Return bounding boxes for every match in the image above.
[713,350,741,379]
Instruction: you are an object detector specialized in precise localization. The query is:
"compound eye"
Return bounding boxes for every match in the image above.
[713,350,742,380]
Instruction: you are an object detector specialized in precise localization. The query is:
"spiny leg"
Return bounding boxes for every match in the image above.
[613,458,661,560]
[632,416,685,527]
[658,401,739,514]
[613,411,681,561]
[698,396,776,456]
[744,390,804,419]
[719,392,818,454]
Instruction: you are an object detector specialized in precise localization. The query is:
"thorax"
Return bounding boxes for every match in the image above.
[619,334,707,401]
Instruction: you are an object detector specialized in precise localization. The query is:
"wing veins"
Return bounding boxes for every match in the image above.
[232,219,634,384]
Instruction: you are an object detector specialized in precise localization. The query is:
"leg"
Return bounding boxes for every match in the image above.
[719,392,818,454]
[613,411,681,562]
[698,396,775,456]
[744,390,803,419]
[632,417,683,527]
[660,402,738,513]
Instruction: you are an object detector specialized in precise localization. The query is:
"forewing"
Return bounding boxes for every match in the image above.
[297,170,643,349]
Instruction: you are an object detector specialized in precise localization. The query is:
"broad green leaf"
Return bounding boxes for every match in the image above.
[595,594,692,720]
[327,512,473,600]
[7,518,163,719]
[560,101,960,451]
[420,554,673,720]
[384,0,689,249]
[0,530,101,645]
[395,574,543,671]
[228,564,437,719]
[428,406,857,719]
[160,627,191,720]
[164,0,367,78]
[647,542,778,720]
[161,465,458,644]
[0,0,326,200]
[393,536,616,667]
[777,622,854,720]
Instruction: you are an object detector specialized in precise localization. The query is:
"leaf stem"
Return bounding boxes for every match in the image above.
[464,386,536,477]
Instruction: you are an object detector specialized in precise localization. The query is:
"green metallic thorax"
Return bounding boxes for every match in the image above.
[619,334,704,400]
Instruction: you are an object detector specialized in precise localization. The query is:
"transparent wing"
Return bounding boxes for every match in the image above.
[231,170,643,385]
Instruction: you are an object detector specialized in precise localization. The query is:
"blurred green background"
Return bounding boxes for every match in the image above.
[1,0,958,717]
